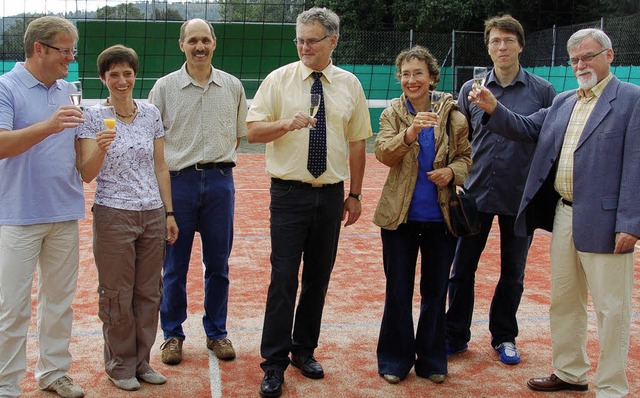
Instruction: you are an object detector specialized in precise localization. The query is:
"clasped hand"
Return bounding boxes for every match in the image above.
[412,111,439,129]
[49,105,84,134]
[468,84,498,114]
[96,130,116,153]
[405,111,439,145]
[427,167,453,188]
[286,111,317,131]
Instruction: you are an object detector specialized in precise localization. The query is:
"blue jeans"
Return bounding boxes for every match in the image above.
[160,167,234,341]
[446,212,530,349]
[377,222,456,379]
[260,180,343,371]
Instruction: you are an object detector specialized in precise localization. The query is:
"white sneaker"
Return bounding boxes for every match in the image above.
[43,376,84,398]
[138,369,167,384]
[108,376,141,391]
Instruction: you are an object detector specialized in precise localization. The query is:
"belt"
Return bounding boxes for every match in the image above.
[184,162,235,171]
[561,198,573,207]
[271,178,342,189]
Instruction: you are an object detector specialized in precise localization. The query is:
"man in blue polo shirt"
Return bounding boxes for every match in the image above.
[446,14,556,365]
[0,16,85,398]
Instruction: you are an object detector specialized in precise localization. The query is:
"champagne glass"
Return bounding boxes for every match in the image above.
[473,67,488,91]
[69,81,82,106]
[309,93,321,128]
[100,105,116,131]
[430,91,442,114]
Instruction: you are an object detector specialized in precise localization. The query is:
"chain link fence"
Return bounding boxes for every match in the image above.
[2,4,640,98]
[335,12,640,97]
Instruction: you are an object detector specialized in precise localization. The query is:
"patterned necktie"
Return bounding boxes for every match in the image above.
[307,72,326,178]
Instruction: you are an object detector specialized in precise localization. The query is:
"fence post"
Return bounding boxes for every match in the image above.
[409,29,413,48]
[451,29,456,97]
[552,24,556,67]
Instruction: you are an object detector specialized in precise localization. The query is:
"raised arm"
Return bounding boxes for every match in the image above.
[473,84,548,144]
[0,105,83,159]
[247,112,316,144]
[76,129,116,183]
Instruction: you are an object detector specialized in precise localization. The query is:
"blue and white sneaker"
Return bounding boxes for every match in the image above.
[495,342,521,365]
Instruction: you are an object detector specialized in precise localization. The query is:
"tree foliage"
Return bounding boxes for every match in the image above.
[327,0,640,33]
[218,0,305,23]
[0,14,44,60]
[95,3,145,20]
[151,7,184,21]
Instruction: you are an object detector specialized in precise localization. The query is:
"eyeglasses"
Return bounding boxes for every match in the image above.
[39,42,77,58]
[568,48,609,66]
[293,35,329,47]
[399,71,426,80]
[488,37,519,47]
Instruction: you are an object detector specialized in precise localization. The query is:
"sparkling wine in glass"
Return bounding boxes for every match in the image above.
[473,67,488,89]
[69,81,82,106]
[309,93,321,118]
[309,93,321,129]
[101,105,116,131]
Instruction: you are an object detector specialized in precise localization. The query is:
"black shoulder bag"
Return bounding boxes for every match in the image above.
[444,113,481,237]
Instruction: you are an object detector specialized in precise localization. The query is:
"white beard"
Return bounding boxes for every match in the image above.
[576,67,598,90]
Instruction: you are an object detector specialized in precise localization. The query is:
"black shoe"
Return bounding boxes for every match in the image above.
[290,355,324,379]
[260,370,284,398]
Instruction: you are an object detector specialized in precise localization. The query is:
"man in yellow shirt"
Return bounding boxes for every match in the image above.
[247,7,372,397]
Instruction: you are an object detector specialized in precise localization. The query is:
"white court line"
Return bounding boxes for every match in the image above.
[209,354,222,398]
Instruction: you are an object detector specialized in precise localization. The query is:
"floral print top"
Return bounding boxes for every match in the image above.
[78,101,164,211]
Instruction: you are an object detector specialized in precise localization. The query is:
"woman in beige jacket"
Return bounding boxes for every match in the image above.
[373,45,471,385]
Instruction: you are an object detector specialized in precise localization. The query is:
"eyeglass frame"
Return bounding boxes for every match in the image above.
[567,48,609,66]
[292,35,329,47]
[38,42,78,58]
[487,37,519,48]
[398,70,427,80]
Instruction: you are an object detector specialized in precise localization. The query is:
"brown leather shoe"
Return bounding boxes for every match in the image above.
[527,374,588,392]
[207,337,236,360]
[160,337,183,365]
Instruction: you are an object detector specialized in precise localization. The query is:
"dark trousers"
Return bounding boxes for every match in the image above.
[446,212,530,349]
[377,222,457,379]
[260,180,344,371]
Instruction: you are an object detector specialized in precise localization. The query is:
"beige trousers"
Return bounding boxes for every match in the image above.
[549,200,633,397]
[0,221,80,398]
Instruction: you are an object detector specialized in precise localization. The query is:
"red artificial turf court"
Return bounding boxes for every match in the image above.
[18,153,640,397]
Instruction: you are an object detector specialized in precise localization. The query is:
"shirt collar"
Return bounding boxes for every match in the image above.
[177,62,220,89]
[14,62,62,90]
[299,60,334,84]
[577,72,613,101]
[486,66,526,87]
[406,97,417,115]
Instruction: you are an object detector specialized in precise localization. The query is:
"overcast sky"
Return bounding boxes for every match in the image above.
[1,0,99,17]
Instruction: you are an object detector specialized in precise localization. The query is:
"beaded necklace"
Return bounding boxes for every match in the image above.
[106,97,138,118]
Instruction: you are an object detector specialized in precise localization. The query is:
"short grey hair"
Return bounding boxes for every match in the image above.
[567,28,612,53]
[296,7,340,38]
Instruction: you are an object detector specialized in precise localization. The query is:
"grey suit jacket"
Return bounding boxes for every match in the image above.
[484,75,640,253]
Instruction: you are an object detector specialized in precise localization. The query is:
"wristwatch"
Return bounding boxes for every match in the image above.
[348,192,363,201]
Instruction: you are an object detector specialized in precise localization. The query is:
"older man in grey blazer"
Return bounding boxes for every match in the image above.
[471,28,640,397]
